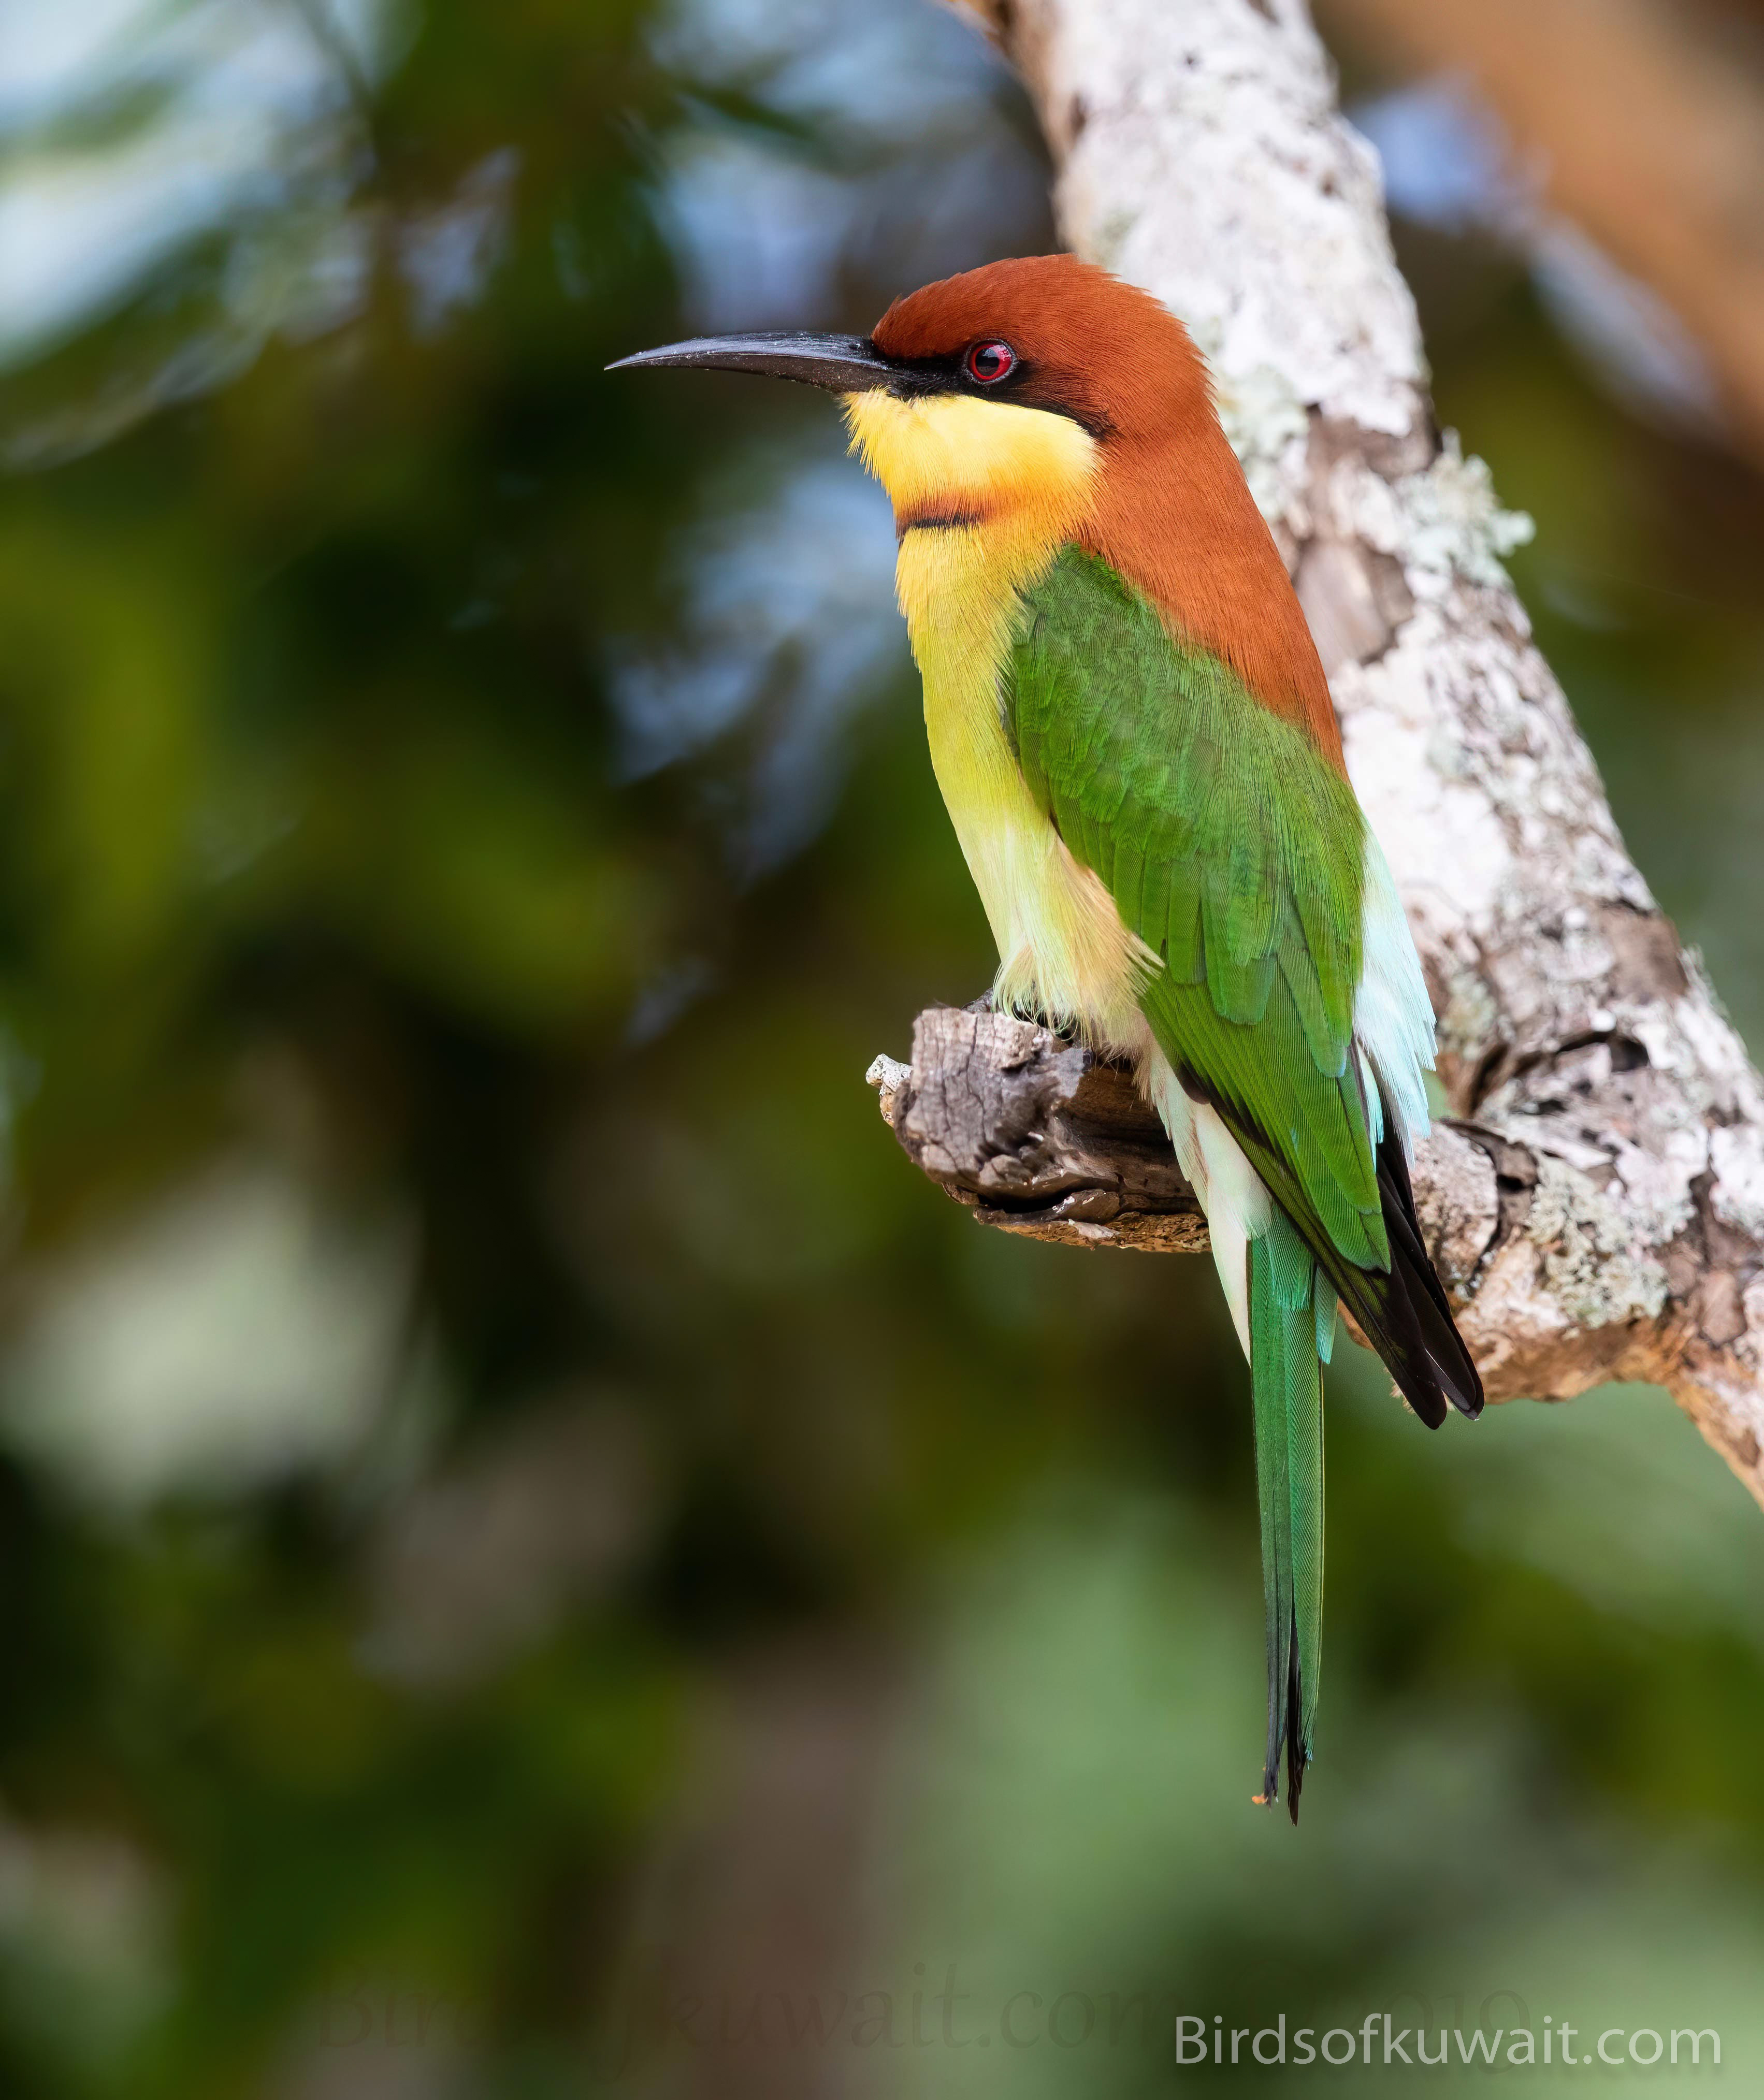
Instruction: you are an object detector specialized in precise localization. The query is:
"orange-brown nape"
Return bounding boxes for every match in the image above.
[872,254,1341,767]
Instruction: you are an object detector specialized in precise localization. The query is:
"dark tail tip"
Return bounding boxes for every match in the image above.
[1284,1627,1306,1826]
[1255,1718,1307,1824]
[1259,1612,1310,1826]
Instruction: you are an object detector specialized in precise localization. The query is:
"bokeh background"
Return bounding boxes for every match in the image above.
[2,0,1763,2093]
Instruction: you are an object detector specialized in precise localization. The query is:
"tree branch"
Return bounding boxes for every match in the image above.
[870,0,1764,1507]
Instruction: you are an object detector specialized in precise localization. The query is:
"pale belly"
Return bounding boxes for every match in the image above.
[895,522,1154,1059]
[895,518,1274,1347]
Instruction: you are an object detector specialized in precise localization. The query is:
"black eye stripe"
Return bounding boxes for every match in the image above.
[873,344,1107,435]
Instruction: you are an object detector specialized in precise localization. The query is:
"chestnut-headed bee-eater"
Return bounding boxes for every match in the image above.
[613,254,1483,1820]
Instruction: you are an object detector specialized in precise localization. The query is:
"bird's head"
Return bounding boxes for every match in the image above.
[610,254,1214,539]
[613,255,1336,751]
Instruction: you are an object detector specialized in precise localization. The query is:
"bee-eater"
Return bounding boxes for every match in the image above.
[613,253,1482,1820]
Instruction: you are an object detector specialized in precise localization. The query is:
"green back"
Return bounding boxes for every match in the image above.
[1005,546,1387,1274]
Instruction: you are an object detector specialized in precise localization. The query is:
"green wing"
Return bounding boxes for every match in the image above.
[1005,546,1385,1277]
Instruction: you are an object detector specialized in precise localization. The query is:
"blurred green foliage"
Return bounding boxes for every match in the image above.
[0,2,1762,2096]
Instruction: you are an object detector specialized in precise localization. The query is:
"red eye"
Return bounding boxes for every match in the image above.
[965,340,1017,385]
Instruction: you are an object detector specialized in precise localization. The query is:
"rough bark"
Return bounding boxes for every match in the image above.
[867,1009,1207,1254]
[868,0,1764,1506]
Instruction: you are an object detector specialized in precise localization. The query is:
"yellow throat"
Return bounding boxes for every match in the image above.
[842,389,1154,1046]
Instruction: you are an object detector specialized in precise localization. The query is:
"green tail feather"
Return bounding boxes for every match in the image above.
[1249,1213,1325,1824]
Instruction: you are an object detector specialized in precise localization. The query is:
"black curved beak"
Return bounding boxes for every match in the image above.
[605,331,903,393]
